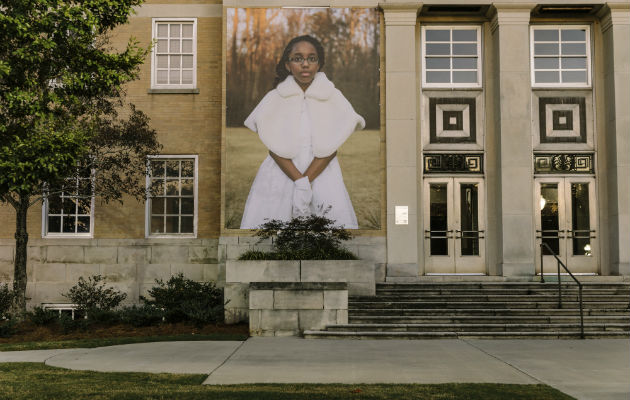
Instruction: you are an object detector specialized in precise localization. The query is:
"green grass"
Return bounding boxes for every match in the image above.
[0,363,575,400]
[0,333,247,352]
[225,127,382,230]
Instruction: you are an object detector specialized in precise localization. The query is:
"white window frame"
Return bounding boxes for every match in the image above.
[421,25,483,89]
[145,155,198,238]
[530,25,592,88]
[42,174,95,238]
[151,18,197,89]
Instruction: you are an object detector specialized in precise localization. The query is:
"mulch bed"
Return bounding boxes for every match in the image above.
[0,321,249,344]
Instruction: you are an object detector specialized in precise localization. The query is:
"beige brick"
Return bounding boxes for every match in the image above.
[336,309,348,324]
[100,264,137,282]
[249,290,274,310]
[84,247,117,264]
[0,262,12,281]
[259,310,298,331]
[171,263,204,281]
[118,247,149,264]
[27,246,43,262]
[151,246,189,263]
[324,290,348,310]
[189,246,218,263]
[249,309,262,335]
[202,263,221,282]
[32,282,73,304]
[0,246,13,262]
[66,264,100,283]
[273,290,323,310]
[46,246,84,263]
[224,283,248,309]
[137,264,170,283]
[34,263,66,282]
[225,260,300,283]
[298,309,337,331]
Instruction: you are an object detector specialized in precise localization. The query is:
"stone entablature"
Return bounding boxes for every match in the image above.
[248,282,348,337]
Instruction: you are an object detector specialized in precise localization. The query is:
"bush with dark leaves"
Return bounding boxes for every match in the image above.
[63,275,127,312]
[27,306,59,326]
[0,283,13,318]
[119,305,164,327]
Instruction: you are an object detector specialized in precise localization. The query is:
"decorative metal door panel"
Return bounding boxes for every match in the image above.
[424,178,485,274]
[535,177,598,274]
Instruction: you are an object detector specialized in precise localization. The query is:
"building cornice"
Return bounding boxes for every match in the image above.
[598,4,630,33]
[489,4,535,33]
[381,3,421,26]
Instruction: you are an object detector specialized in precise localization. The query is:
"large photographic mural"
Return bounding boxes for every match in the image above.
[225,8,381,230]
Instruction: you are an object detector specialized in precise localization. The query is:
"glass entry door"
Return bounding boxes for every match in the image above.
[535,177,598,274]
[423,178,485,274]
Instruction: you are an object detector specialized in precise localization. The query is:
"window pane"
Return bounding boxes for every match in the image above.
[429,184,448,256]
[181,179,194,196]
[157,24,168,37]
[165,216,179,233]
[181,198,194,214]
[426,43,450,55]
[452,57,476,69]
[426,71,450,83]
[48,216,61,233]
[157,55,168,68]
[534,29,559,41]
[170,55,180,68]
[168,70,180,84]
[182,39,193,53]
[426,57,450,69]
[62,198,76,214]
[452,29,476,42]
[562,70,587,83]
[169,40,180,53]
[170,24,180,38]
[77,198,91,214]
[561,29,586,41]
[426,30,450,41]
[152,197,165,214]
[62,216,76,233]
[182,55,193,68]
[562,57,587,69]
[182,24,193,38]
[571,183,591,256]
[151,160,165,177]
[166,198,179,214]
[151,179,164,196]
[48,196,62,213]
[157,39,168,53]
[534,57,559,69]
[453,71,477,83]
[535,71,559,83]
[166,180,179,196]
[182,70,193,84]
[562,43,586,56]
[181,160,194,177]
[77,217,90,233]
[166,161,179,177]
[157,70,168,84]
[534,43,559,56]
[151,216,164,233]
[452,43,476,56]
[460,184,479,256]
[181,217,194,233]
[541,184,559,255]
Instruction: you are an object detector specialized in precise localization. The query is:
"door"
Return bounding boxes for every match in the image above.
[424,177,486,274]
[535,177,598,274]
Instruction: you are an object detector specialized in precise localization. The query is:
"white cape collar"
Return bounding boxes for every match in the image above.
[276,72,335,101]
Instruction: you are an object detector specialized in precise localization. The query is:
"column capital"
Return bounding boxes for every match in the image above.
[380,3,421,26]
[598,4,630,33]
[489,4,535,33]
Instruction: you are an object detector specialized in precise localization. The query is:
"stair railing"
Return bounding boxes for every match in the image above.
[540,242,584,339]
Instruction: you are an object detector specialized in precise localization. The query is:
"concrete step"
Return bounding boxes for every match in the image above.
[349,301,630,309]
[325,323,630,333]
[374,289,630,296]
[349,308,629,316]
[303,330,630,339]
[376,282,630,289]
[353,295,629,302]
[349,315,630,324]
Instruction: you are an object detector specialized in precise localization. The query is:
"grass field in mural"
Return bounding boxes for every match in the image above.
[225,128,381,230]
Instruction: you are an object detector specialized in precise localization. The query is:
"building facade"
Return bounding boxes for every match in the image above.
[0,0,628,307]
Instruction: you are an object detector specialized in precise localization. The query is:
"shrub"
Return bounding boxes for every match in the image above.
[0,319,17,338]
[238,214,358,260]
[27,306,59,326]
[0,283,14,318]
[63,275,127,313]
[119,305,164,328]
[141,273,224,326]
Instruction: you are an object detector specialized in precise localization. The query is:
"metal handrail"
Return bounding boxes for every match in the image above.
[540,242,584,339]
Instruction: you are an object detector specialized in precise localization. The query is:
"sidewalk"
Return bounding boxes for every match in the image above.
[1,338,628,400]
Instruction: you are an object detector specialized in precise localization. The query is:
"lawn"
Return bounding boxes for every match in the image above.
[0,363,575,400]
[225,127,382,230]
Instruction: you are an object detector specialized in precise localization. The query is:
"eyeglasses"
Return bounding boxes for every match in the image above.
[288,55,319,65]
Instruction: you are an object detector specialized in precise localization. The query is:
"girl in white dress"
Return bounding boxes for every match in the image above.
[240,35,365,229]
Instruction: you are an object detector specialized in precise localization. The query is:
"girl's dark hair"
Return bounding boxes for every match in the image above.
[274,35,325,87]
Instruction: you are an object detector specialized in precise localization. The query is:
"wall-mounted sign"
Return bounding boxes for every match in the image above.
[395,206,408,225]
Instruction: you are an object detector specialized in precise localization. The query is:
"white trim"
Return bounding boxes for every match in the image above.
[145,155,198,239]
[41,175,95,239]
[421,25,483,89]
[530,25,592,88]
[151,18,197,90]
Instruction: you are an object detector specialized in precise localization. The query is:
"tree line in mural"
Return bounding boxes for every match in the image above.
[226,8,380,130]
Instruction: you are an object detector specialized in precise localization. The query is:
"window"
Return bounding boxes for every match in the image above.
[530,26,591,87]
[146,156,197,237]
[43,173,94,237]
[152,19,197,89]
[422,26,481,88]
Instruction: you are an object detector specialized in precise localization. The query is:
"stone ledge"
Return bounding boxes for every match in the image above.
[249,282,347,291]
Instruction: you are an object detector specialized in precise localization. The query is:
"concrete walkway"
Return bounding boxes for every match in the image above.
[1,338,628,400]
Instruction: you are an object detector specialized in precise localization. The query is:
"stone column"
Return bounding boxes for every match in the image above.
[382,4,420,278]
[490,5,536,277]
[600,4,630,276]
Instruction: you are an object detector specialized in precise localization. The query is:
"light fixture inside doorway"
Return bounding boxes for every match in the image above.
[540,197,547,210]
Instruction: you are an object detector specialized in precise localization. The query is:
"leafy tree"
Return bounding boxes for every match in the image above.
[0,0,161,312]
